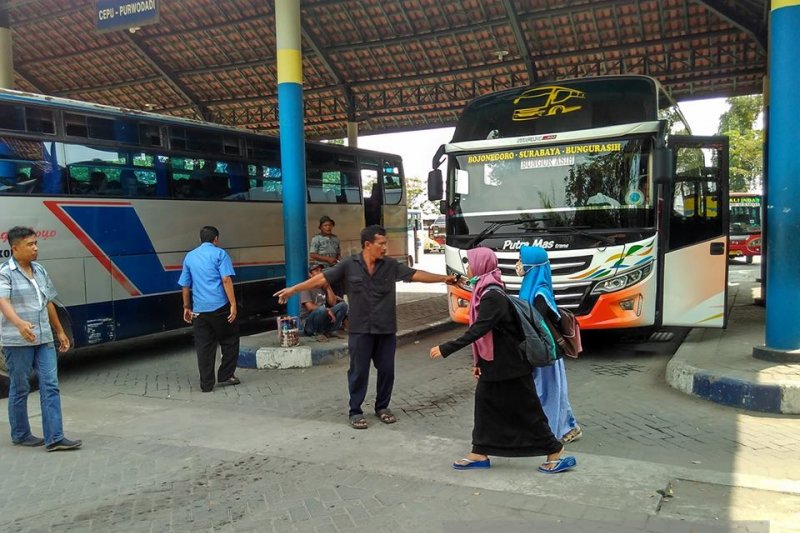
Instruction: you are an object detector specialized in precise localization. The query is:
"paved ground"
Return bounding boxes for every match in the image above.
[1,258,798,532]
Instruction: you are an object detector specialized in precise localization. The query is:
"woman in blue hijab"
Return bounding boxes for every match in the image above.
[517,245,582,444]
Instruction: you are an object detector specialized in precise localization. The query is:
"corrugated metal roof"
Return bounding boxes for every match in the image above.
[7,0,767,139]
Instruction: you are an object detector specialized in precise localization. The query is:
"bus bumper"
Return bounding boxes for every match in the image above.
[449,280,654,329]
[447,285,472,324]
[576,284,651,329]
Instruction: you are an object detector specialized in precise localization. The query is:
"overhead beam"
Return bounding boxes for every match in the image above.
[196,28,757,112]
[323,0,654,54]
[121,32,208,121]
[210,61,765,129]
[176,23,747,85]
[501,0,537,82]
[299,20,353,116]
[53,76,164,97]
[693,0,767,52]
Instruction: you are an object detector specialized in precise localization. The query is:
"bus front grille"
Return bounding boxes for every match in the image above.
[496,252,595,312]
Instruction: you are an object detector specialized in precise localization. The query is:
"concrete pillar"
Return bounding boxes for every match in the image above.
[754,0,800,361]
[0,5,13,89]
[276,0,308,318]
[347,121,358,148]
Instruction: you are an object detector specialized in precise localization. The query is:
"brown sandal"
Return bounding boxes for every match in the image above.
[376,409,397,424]
[349,415,368,429]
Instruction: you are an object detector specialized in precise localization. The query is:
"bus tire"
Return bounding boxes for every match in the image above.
[745,256,753,264]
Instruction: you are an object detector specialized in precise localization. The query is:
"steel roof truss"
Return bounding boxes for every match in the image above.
[693,0,767,52]
[501,0,536,82]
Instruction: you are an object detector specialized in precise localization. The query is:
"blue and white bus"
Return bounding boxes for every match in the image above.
[0,89,408,351]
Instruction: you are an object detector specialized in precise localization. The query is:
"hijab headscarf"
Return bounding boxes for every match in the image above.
[517,245,560,318]
[466,247,504,363]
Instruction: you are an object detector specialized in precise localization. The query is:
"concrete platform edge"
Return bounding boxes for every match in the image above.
[237,318,459,369]
[666,329,800,415]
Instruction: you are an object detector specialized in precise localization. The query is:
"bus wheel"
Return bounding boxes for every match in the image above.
[746,256,753,264]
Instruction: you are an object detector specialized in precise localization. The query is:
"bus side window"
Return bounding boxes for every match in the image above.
[247,163,282,201]
[0,136,65,195]
[382,160,403,205]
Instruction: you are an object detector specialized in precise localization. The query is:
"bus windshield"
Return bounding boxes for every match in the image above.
[449,137,653,238]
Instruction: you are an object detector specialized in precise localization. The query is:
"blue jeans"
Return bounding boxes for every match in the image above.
[303,302,348,336]
[3,343,64,446]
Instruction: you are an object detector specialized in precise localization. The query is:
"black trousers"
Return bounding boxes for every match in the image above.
[193,305,240,391]
[347,333,396,417]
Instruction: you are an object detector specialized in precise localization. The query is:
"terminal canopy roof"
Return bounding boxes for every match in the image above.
[7,0,766,139]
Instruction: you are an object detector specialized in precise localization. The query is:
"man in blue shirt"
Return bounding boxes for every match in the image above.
[179,226,240,393]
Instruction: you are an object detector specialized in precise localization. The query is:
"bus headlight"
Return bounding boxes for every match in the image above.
[590,262,653,295]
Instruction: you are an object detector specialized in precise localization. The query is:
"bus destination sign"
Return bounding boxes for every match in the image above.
[96,0,159,33]
[729,195,760,207]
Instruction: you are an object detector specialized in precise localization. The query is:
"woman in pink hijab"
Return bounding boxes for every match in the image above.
[430,247,576,474]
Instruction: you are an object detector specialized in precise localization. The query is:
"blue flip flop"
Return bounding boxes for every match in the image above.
[538,455,577,474]
[452,458,491,470]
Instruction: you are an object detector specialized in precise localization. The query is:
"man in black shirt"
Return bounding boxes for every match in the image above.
[275,225,456,429]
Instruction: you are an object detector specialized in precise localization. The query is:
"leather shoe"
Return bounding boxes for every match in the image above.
[13,435,45,447]
[46,438,82,452]
[218,376,241,386]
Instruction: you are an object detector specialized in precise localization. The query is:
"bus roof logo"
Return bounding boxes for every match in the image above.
[511,86,585,122]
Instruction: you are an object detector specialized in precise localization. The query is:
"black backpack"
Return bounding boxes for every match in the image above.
[485,286,559,367]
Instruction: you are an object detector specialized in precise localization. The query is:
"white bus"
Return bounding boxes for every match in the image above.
[429,75,730,331]
[0,89,408,351]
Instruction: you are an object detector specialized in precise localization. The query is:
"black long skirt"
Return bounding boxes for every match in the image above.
[472,375,563,457]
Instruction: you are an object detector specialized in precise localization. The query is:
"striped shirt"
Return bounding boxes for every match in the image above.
[0,257,57,346]
[309,233,340,268]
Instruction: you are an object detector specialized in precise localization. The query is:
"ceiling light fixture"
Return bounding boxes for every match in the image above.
[493,50,510,61]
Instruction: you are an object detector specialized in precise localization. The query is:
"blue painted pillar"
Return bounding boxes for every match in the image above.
[276,0,308,318]
[763,0,800,354]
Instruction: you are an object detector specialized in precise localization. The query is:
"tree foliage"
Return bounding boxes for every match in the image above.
[717,95,763,192]
[405,176,440,215]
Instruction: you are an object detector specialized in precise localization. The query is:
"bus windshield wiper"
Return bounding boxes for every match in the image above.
[535,226,616,245]
[465,218,544,249]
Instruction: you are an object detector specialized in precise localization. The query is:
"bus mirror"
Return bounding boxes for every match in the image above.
[652,147,673,185]
[428,169,443,200]
[431,144,446,170]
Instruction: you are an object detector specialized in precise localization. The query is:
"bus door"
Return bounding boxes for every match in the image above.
[380,159,406,254]
[360,158,406,253]
[661,136,729,328]
[360,159,382,226]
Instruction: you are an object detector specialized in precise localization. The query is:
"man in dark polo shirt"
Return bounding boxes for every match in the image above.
[275,225,456,429]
